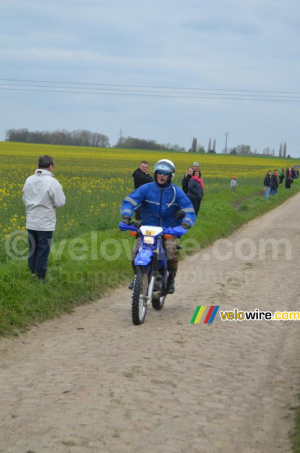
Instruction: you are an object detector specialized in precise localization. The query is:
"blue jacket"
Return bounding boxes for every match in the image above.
[121,182,196,228]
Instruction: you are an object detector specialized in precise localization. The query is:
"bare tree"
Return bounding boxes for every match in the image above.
[190,137,197,152]
[207,138,211,153]
[236,144,252,155]
[283,142,287,158]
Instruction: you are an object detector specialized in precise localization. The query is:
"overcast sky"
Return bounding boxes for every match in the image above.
[1,0,300,157]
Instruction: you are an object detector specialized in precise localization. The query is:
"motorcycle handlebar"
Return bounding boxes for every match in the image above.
[119,222,188,238]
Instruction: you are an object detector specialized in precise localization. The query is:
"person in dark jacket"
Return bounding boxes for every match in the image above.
[285,167,293,189]
[181,167,194,194]
[278,168,285,184]
[187,170,204,216]
[132,161,153,220]
[264,170,272,199]
[270,170,279,195]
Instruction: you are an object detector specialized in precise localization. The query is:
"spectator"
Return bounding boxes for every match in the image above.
[181,167,194,194]
[263,170,272,200]
[187,170,204,216]
[278,168,285,184]
[192,162,200,172]
[192,161,205,184]
[132,161,153,220]
[285,167,293,190]
[270,170,279,195]
[231,176,237,193]
[22,155,66,281]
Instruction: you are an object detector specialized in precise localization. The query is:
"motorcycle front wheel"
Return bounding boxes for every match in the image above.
[131,268,148,325]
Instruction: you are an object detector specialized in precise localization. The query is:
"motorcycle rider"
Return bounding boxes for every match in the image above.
[121,159,196,294]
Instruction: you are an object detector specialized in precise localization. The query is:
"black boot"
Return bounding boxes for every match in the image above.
[166,272,176,294]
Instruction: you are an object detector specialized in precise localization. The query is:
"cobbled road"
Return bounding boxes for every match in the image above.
[1,193,300,453]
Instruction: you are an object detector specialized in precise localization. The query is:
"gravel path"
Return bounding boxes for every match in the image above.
[1,193,300,453]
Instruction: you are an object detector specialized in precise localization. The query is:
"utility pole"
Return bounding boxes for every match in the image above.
[224,131,230,154]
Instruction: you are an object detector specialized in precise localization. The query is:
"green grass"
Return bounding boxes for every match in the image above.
[291,401,300,452]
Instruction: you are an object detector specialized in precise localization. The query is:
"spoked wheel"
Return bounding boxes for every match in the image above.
[152,294,166,311]
[131,269,149,325]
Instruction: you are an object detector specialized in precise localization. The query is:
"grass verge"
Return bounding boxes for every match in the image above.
[291,401,300,452]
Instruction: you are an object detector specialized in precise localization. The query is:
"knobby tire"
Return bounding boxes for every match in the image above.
[152,295,166,310]
[131,269,148,325]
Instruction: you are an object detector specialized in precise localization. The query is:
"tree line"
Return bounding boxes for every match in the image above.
[189,137,290,157]
[5,129,290,157]
[115,135,185,151]
[5,129,110,148]
[229,142,288,157]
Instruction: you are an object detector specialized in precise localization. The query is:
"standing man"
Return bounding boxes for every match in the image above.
[132,161,153,221]
[270,170,279,196]
[263,170,272,200]
[181,167,194,194]
[192,162,200,172]
[22,155,66,281]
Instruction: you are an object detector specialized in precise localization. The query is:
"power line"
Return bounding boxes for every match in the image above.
[1,82,300,99]
[1,78,300,95]
[2,86,300,102]
[1,79,300,102]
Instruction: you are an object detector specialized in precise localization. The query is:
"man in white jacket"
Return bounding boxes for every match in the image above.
[23,155,66,281]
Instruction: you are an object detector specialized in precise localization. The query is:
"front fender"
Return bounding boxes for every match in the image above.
[134,248,153,266]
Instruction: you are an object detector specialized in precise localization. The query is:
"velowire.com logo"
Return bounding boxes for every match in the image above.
[190,305,220,324]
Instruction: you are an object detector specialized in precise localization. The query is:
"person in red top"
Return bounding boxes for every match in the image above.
[187,170,204,216]
[270,170,279,195]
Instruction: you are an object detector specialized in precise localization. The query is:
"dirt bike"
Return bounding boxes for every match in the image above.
[119,212,187,325]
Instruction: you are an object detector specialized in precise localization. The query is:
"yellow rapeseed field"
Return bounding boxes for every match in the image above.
[0,141,298,245]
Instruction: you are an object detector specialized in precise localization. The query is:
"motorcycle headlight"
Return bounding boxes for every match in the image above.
[143,236,155,245]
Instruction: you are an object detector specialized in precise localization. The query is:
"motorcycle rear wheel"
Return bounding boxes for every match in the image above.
[152,295,166,310]
[131,269,148,325]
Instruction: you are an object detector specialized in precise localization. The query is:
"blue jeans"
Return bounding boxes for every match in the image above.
[270,188,277,195]
[28,230,53,280]
[264,186,271,200]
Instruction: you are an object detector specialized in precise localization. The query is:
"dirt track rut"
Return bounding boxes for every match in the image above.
[1,194,300,453]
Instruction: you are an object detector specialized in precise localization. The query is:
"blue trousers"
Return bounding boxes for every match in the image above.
[264,186,271,200]
[28,230,53,280]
